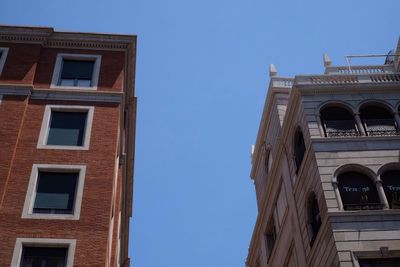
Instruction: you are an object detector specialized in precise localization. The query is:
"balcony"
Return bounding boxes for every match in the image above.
[343,203,384,211]
[324,120,359,137]
[363,119,399,136]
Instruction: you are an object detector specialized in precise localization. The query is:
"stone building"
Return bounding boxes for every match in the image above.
[246,44,400,267]
[0,25,136,267]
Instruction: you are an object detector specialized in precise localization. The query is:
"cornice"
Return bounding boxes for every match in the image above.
[0,25,137,51]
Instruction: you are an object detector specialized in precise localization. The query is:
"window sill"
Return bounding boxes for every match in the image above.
[50,84,98,91]
[329,209,400,217]
[37,144,89,151]
[22,213,80,220]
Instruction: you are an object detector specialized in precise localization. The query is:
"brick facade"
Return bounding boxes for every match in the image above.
[0,26,136,267]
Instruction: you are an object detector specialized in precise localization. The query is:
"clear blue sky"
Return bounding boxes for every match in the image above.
[1,1,399,266]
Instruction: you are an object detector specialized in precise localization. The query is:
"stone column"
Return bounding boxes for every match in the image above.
[376,178,389,209]
[332,181,344,210]
[354,113,366,136]
[394,112,400,131]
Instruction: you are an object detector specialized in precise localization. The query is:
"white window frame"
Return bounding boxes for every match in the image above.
[22,164,86,220]
[11,238,76,267]
[37,105,94,150]
[50,53,101,90]
[0,47,9,76]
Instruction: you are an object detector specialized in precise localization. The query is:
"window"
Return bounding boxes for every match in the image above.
[51,53,101,90]
[33,171,78,214]
[265,218,277,261]
[11,238,76,267]
[0,47,9,76]
[381,170,400,209]
[37,105,94,150]
[20,246,68,267]
[308,193,321,246]
[360,104,398,136]
[337,171,382,210]
[294,129,306,173]
[320,105,358,137]
[22,164,86,220]
[359,258,400,267]
[47,111,87,146]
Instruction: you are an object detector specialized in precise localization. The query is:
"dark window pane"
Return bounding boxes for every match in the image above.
[382,170,400,208]
[338,172,382,210]
[320,106,358,137]
[294,131,306,173]
[21,247,67,267]
[33,172,78,214]
[360,105,398,136]
[309,194,321,246]
[47,111,87,146]
[359,258,400,267]
[61,59,94,80]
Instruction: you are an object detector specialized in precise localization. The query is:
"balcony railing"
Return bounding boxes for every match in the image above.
[296,73,400,86]
[325,65,395,75]
[344,202,384,211]
[363,119,399,136]
[324,120,359,137]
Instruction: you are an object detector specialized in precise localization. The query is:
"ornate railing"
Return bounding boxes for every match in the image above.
[325,65,395,75]
[363,119,399,136]
[270,77,294,88]
[324,120,359,137]
[296,73,400,86]
[344,202,384,211]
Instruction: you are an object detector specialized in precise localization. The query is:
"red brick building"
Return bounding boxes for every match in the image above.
[0,26,137,267]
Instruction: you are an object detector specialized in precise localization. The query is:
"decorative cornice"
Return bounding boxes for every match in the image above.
[0,25,136,51]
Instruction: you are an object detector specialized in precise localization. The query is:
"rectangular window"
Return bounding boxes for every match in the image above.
[47,111,87,146]
[0,47,9,76]
[22,164,86,220]
[37,105,94,150]
[51,53,101,90]
[265,216,277,262]
[359,258,400,267]
[33,171,78,215]
[59,59,95,87]
[11,238,76,267]
[20,246,68,267]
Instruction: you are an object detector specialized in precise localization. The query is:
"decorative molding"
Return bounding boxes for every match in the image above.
[31,89,123,103]
[0,26,136,51]
[0,84,32,96]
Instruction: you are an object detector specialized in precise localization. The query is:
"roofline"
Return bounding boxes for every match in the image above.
[0,24,137,39]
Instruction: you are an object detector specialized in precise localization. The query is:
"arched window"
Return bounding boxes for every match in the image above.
[294,130,306,173]
[360,104,397,136]
[308,193,321,246]
[320,106,358,137]
[381,170,400,209]
[337,171,382,210]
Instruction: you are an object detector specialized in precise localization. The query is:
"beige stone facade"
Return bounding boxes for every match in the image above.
[247,47,400,267]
